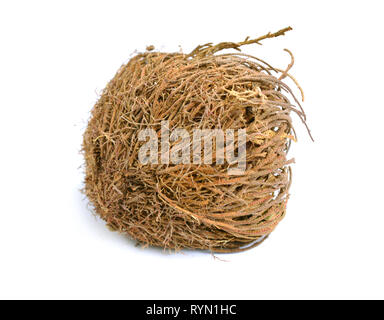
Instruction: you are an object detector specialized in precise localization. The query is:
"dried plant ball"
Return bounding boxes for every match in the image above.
[83,27,311,252]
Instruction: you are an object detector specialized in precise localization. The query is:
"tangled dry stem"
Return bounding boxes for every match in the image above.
[83,27,310,253]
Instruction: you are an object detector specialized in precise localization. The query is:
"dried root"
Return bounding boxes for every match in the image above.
[83,27,310,252]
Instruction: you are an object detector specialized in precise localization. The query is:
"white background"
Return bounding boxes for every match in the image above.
[0,0,383,300]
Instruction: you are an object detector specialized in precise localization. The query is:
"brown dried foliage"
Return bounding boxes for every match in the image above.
[83,27,310,252]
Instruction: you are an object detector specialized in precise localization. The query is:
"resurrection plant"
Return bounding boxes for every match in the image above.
[83,27,312,253]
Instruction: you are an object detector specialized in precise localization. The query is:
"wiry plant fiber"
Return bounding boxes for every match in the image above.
[83,27,311,252]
